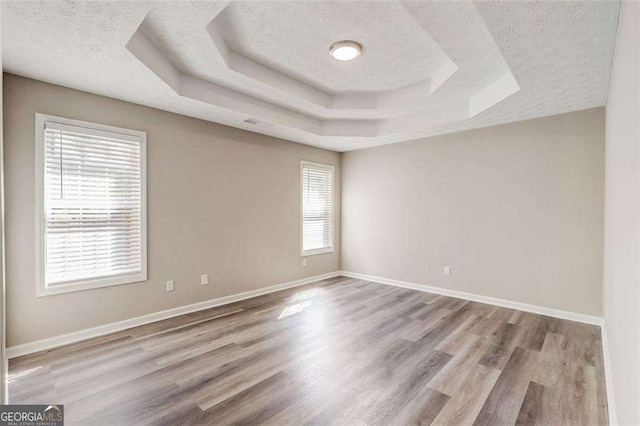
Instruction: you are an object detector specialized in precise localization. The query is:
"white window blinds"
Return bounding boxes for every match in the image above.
[37,115,146,295]
[301,161,334,255]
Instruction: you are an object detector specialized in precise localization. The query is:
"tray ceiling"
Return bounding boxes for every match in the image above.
[3,1,619,152]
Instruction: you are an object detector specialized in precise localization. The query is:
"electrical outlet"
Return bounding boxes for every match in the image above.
[166,280,174,291]
[302,259,308,267]
[444,266,451,276]
[201,274,209,285]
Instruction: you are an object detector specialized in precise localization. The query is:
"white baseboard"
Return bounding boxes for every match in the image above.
[340,271,604,326]
[7,270,605,359]
[601,321,618,425]
[7,271,341,359]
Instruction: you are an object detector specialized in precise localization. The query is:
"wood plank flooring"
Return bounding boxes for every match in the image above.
[9,276,608,425]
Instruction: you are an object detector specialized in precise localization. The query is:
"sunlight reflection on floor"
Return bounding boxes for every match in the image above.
[278,300,314,319]
[277,287,319,319]
[8,366,43,383]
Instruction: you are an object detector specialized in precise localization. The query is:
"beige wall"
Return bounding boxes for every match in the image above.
[603,1,639,424]
[342,108,605,316]
[3,74,340,347]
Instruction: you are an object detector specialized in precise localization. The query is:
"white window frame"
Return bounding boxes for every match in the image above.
[35,113,147,297]
[300,160,335,257]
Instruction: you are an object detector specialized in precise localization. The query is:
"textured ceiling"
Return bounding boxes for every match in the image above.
[217,1,446,93]
[3,0,619,152]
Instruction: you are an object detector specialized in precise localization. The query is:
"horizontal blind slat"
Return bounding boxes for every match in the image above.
[43,121,144,287]
[301,163,333,253]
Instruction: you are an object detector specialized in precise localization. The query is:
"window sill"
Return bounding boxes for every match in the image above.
[301,247,335,257]
[36,272,146,297]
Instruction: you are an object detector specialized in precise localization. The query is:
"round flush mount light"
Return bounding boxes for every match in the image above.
[329,40,363,61]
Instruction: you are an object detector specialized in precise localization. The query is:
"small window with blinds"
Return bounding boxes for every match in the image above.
[35,114,147,296]
[301,161,334,256]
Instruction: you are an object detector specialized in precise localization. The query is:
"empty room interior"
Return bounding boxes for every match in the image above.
[0,0,638,425]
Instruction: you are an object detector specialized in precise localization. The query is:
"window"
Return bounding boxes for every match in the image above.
[301,161,334,256]
[35,114,147,296]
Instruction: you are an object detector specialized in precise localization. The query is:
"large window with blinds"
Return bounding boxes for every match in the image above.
[301,161,334,256]
[35,114,147,296]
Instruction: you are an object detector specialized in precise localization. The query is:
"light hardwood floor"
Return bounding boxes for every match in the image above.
[9,276,608,425]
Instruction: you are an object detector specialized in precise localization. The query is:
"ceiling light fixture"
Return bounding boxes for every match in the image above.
[329,40,363,62]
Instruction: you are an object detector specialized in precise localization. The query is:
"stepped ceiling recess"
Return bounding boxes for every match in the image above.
[3,1,619,151]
